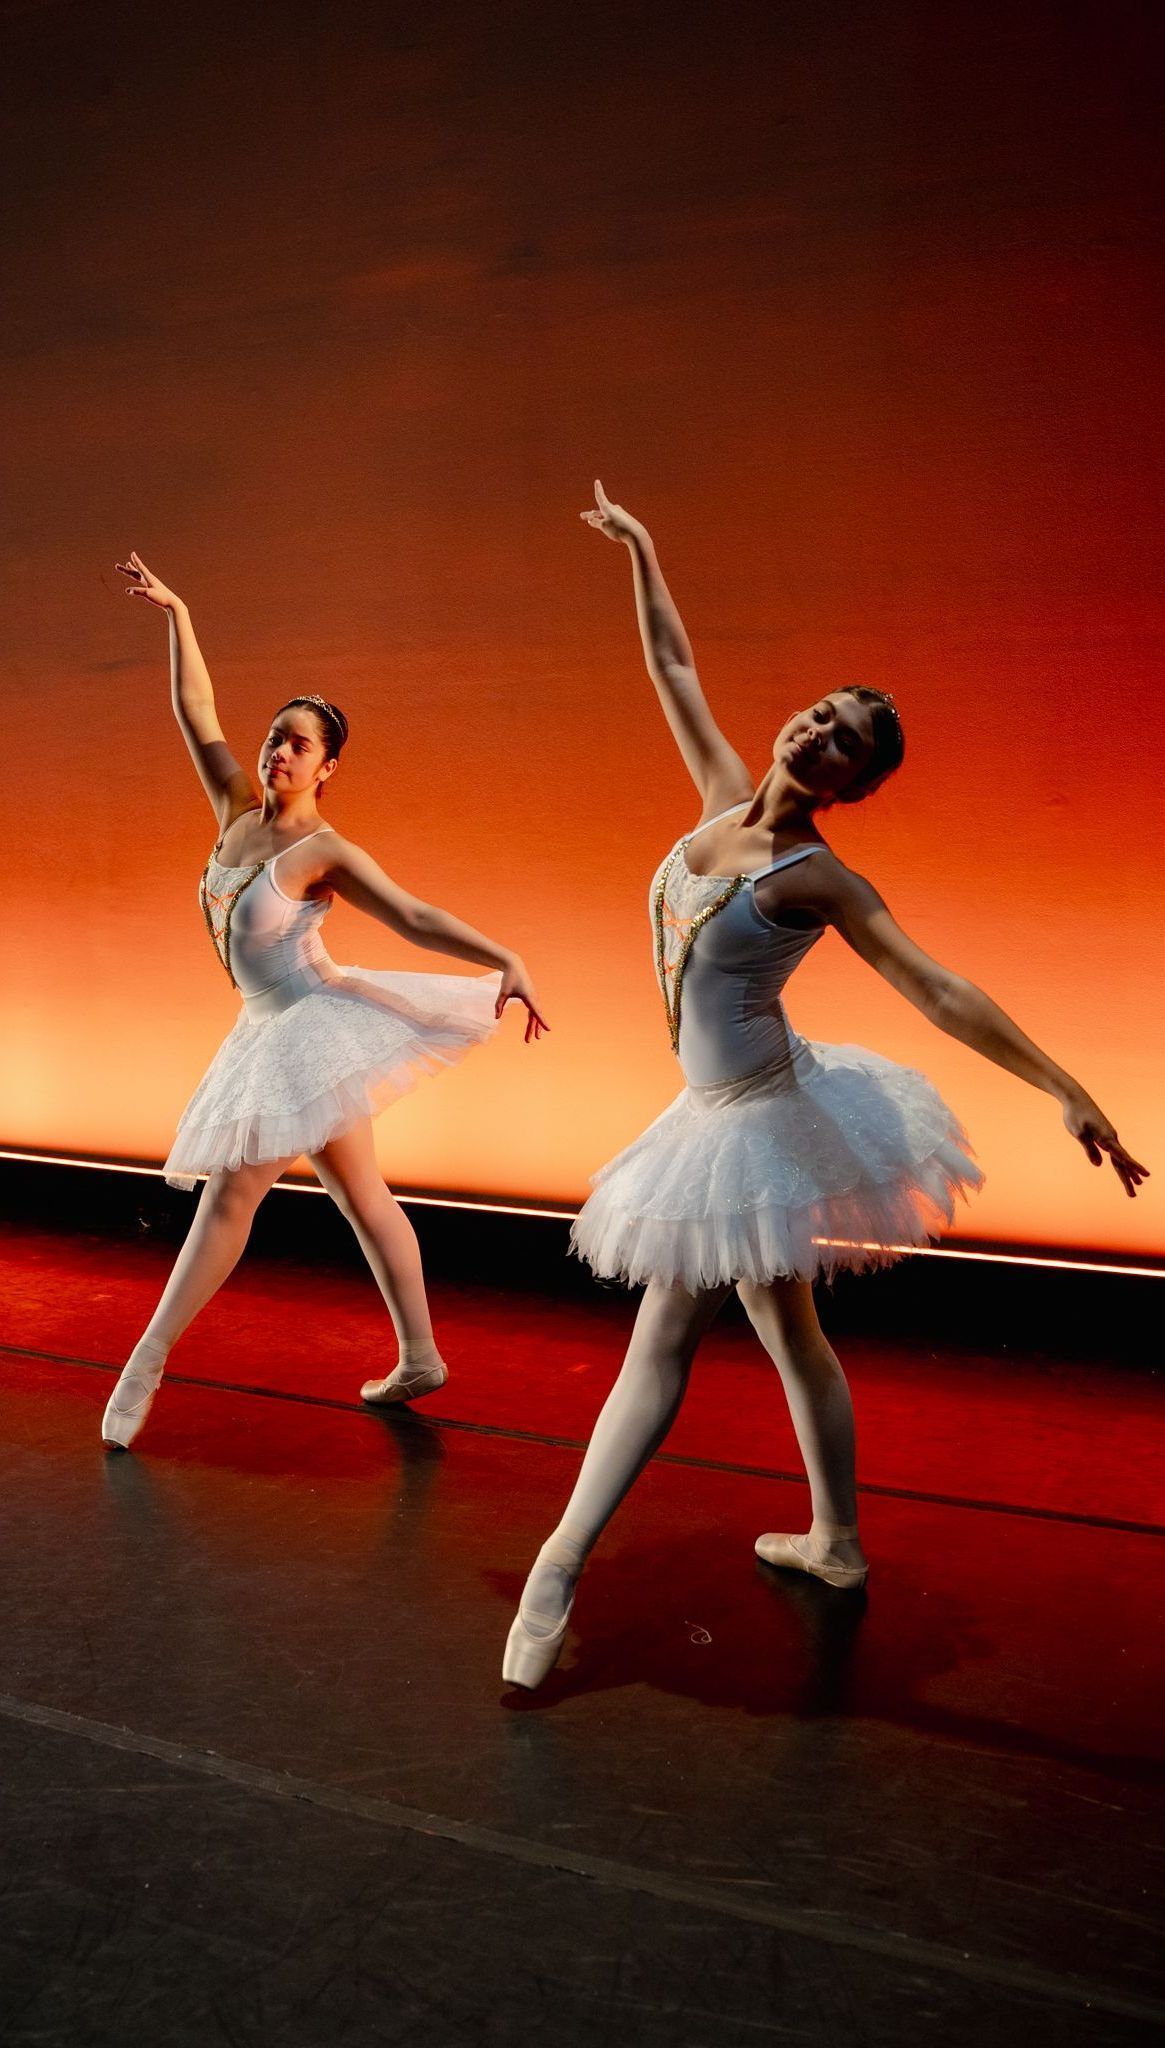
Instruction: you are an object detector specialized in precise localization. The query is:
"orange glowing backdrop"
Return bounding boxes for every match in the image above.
[2,1,1161,1256]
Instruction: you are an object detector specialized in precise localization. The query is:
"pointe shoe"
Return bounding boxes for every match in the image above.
[755,1522,868,1590]
[101,1354,166,1451]
[359,1359,449,1407]
[502,1536,582,1690]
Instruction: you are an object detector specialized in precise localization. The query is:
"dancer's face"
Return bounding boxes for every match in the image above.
[259,708,336,798]
[773,693,876,804]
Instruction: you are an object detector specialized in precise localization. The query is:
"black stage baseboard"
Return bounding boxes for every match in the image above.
[0,1154,1159,1367]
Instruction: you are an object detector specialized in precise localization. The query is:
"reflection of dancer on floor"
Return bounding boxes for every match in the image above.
[502,483,1147,1689]
[103,553,547,1451]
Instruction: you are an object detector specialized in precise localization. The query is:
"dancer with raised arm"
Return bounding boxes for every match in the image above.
[103,552,547,1451]
[502,483,1147,1689]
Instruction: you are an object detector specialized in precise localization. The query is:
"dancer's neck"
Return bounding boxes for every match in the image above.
[259,793,323,834]
[746,762,823,837]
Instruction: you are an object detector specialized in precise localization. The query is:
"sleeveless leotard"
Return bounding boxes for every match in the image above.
[199,826,340,1015]
[162,822,501,1188]
[571,802,982,1288]
[650,804,825,1088]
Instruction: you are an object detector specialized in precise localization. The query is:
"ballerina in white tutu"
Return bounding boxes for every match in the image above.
[502,482,1148,1688]
[103,551,547,1451]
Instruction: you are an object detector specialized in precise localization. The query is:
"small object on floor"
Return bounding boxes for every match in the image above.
[360,1360,449,1406]
[754,1522,869,1590]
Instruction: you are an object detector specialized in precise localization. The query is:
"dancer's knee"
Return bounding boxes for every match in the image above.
[739,1278,831,1366]
[204,1169,265,1226]
[776,1334,845,1394]
[326,1171,397,1236]
[618,1342,690,1399]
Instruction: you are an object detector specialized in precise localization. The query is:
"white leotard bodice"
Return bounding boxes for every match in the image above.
[199,827,338,1014]
[651,805,825,1087]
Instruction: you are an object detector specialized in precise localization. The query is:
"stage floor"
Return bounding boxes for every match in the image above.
[0,1214,1162,2045]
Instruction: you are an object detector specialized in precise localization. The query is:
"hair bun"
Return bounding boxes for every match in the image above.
[285,694,349,753]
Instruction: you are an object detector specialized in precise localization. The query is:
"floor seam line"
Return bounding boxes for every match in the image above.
[4,1342,1162,1538]
[0,1687,1160,2025]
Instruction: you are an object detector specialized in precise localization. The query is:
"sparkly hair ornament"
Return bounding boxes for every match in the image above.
[282,694,350,756]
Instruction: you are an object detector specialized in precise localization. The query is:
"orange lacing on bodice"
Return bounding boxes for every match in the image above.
[199,858,265,987]
[652,843,743,1053]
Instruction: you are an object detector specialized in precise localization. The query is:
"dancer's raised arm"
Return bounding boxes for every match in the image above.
[115,551,255,825]
[789,856,1149,1197]
[581,481,751,815]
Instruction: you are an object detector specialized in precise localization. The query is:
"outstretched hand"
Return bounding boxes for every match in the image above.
[115,550,182,610]
[580,479,642,544]
[1062,1093,1149,1198]
[496,959,550,1045]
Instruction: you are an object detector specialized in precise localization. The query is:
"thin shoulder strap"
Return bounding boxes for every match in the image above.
[268,824,335,868]
[747,844,826,883]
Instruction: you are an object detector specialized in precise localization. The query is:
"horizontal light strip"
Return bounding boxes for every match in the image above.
[0,1148,575,1223]
[812,1237,1164,1280]
[1,1148,1161,1278]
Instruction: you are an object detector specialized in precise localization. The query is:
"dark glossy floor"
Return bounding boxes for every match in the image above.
[0,1172,1162,2045]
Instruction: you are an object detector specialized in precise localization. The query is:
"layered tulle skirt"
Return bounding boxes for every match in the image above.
[164,966,501,1189]
[570,1039,982,1289]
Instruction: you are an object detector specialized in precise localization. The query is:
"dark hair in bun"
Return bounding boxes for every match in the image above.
[279,696,350,761]
[834,686,904,803]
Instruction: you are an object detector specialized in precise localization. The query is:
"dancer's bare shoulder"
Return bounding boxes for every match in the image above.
[313,832,421,921]
[752,841,850,925]
[756,842,898,940]
[764,848,951,998]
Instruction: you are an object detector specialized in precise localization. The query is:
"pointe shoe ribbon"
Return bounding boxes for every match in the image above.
[755,1524,868,1590]
[502,1533,583,1691]
[101,1359,165,1451]
[360,1360,449,1407]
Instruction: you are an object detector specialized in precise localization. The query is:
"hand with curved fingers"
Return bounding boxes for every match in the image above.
[1061,1091,1149,1197]
[496,958,550,1045]
[580,479,644,545]
[115,550,183,611]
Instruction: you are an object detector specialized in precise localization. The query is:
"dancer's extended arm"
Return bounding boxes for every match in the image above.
[322,840,548,1040]
[115,551,254,825]
[775,857,1149,1196]
[581,481,751,816]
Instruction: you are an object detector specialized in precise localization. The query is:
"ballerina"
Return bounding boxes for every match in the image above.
[102,552,547,1451]
[502,482,1147,1689]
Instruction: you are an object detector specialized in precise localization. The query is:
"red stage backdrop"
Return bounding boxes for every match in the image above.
[2,1,1161,1255]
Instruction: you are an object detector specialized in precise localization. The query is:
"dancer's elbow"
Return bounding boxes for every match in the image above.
[928,973,980,1031]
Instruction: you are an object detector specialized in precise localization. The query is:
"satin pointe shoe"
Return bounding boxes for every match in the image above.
[755,1521,868,1590]
[101,1351,166,1451]
[502,1535,583,1690]
[360,1360,449,1407]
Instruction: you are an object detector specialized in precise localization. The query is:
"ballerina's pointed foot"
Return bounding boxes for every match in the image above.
[502,1536,585,1690]
[360,1359,449,1407]
[755,1523,868,1591]
[502,1601,573,1691]
[101,1346,167,1452]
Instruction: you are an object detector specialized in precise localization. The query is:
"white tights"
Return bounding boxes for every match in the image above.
[521,1276,862,1631]
[122,1118,440,1385]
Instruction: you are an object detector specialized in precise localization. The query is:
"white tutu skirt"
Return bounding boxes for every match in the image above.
[570,1040,983,1289]
[163,967,501,1189]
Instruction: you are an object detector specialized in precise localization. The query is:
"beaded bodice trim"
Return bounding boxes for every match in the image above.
[199,856,265,987]
[652,843,744,1053]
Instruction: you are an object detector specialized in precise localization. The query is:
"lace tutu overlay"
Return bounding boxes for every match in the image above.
[570,1039,983,1289]
[164,966,501,1189]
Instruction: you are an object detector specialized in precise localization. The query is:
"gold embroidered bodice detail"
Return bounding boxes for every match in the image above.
[199,856,265,987]
[652,842,744,1053]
